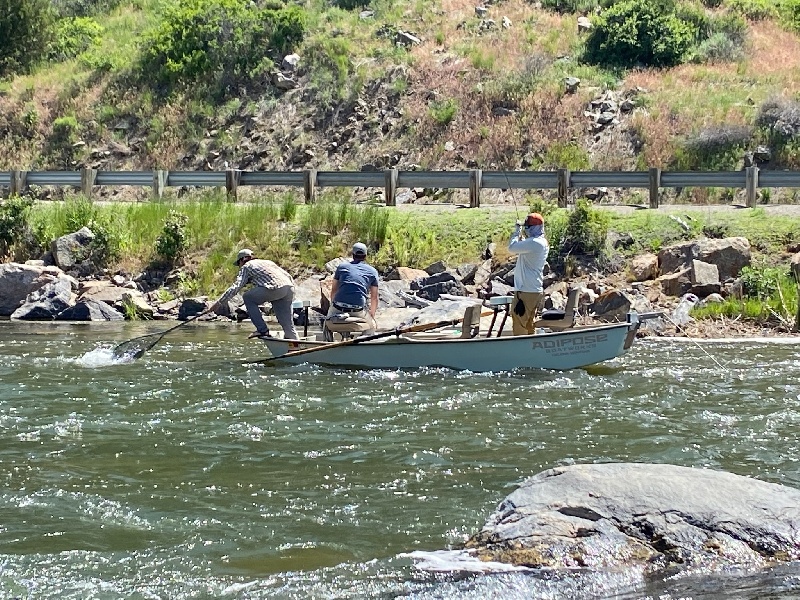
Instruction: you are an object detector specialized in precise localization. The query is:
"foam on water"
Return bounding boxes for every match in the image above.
[400,550,531,573]
[76,346,134,367]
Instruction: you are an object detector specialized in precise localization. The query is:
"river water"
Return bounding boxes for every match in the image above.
[1,320,799,599]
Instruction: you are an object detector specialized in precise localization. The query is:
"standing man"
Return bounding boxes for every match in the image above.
[209,248,298,340]
[324,242,379,341]
[508,213,549,336]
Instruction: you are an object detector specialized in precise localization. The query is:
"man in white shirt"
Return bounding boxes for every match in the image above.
[507,213,549,335]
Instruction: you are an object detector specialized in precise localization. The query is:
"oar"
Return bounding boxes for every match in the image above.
[247,313,490,365]
[112,310,210,360]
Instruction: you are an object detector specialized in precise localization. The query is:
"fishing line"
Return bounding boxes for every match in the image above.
[660,312,727,370]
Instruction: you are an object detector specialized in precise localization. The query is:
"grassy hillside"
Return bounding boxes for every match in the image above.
[2,0,800,206]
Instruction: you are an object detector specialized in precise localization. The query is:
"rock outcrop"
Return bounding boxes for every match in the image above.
[466,463,800,575]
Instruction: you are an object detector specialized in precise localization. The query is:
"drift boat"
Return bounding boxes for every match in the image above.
[256,313,641,372]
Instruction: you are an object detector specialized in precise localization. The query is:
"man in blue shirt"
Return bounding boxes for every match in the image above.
[324,242,379,340]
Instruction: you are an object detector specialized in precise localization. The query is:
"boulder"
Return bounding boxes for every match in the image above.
[690,259,721,297]
[378,280,411,309]
[50,226,94,269]
[11,279,75,320]
[589,289,631,322]
[658,237,750,280]
[384,266,429,281]
[178,297,208,320]
[465,463,800,574]
[56,298,125,321]
[424,260,447,275]
[658,268,692,297]
[0,263,76,316]
[629,253,658,282]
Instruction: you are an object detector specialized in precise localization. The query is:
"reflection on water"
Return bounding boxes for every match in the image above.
[0,321,799,599]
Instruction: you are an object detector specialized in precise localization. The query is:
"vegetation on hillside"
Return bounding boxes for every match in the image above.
[3,0,800,327]
[1,0,800,204]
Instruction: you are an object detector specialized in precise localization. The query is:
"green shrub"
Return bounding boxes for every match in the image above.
[305,37,353,107]
[725,0,777,20]
[540,0,600,13]
[559,199,610,257]
[155,210,189,262]
[0,0,57,76]
[51,115,80,145]
[51,0,120,17]
[0,196,34,257]
[543,142,591,171]
[88,217,122,265]
[49,16,103,61]
[140,0,306,96]
[740,265,786,299]
[672,125,752,170]
[778,0,800,31]
[429,98,458,126]
[584,0,694,68]
[690,32,744,63]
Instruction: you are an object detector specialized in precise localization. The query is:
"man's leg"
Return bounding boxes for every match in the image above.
[268,285,298,340]
[511,291,542,335]
[242,286,271,335]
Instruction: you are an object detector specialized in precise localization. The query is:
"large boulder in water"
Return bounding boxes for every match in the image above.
[465,463,800,575]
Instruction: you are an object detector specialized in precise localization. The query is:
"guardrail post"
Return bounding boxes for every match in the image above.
[304,169,317,204]
[80,168,97,199]
[384,168,398,206]
[9,170,28,197]
[557,168,570,208]
[746,166,759,207]
[648,167,661,209]
[153,170,168,200]
[469,169,482,208]
[225,169,241,201]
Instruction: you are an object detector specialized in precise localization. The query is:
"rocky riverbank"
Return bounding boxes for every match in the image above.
[1,223,798,339]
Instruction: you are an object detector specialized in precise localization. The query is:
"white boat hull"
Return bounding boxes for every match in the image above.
[259,321,637,372]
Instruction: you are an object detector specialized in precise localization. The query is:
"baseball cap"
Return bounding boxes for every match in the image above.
[352,242,368,256]
[524,213,544,227]
[234,248,254,265]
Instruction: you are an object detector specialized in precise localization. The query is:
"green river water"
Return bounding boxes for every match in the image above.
[1,319,799,599]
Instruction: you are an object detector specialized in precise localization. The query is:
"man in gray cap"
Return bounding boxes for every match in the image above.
[324,242,379,341]
[210,248,298,339]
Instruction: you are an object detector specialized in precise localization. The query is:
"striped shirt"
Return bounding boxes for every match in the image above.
[218,259,294,303]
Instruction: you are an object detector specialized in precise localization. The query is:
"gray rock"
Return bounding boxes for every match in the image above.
[11,279,75,320]
[51,227,94,269]
[690,259,721,297]
[56,298,124,321]
[0,263,71,316]
[658,237,750,280]
[424,260,448,275]
[281,53,300,72]
[466,463,800,574]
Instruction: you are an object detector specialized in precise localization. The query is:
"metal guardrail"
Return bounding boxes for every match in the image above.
[2,166,797,208]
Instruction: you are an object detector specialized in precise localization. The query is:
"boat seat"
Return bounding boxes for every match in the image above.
[460,304,481,338]
[533,287,580,331]
[324,312,372,341]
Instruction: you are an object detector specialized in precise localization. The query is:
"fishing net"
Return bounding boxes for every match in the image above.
[111,332,166,360]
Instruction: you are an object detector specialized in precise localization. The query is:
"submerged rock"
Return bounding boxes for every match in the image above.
[465,463,800,575]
